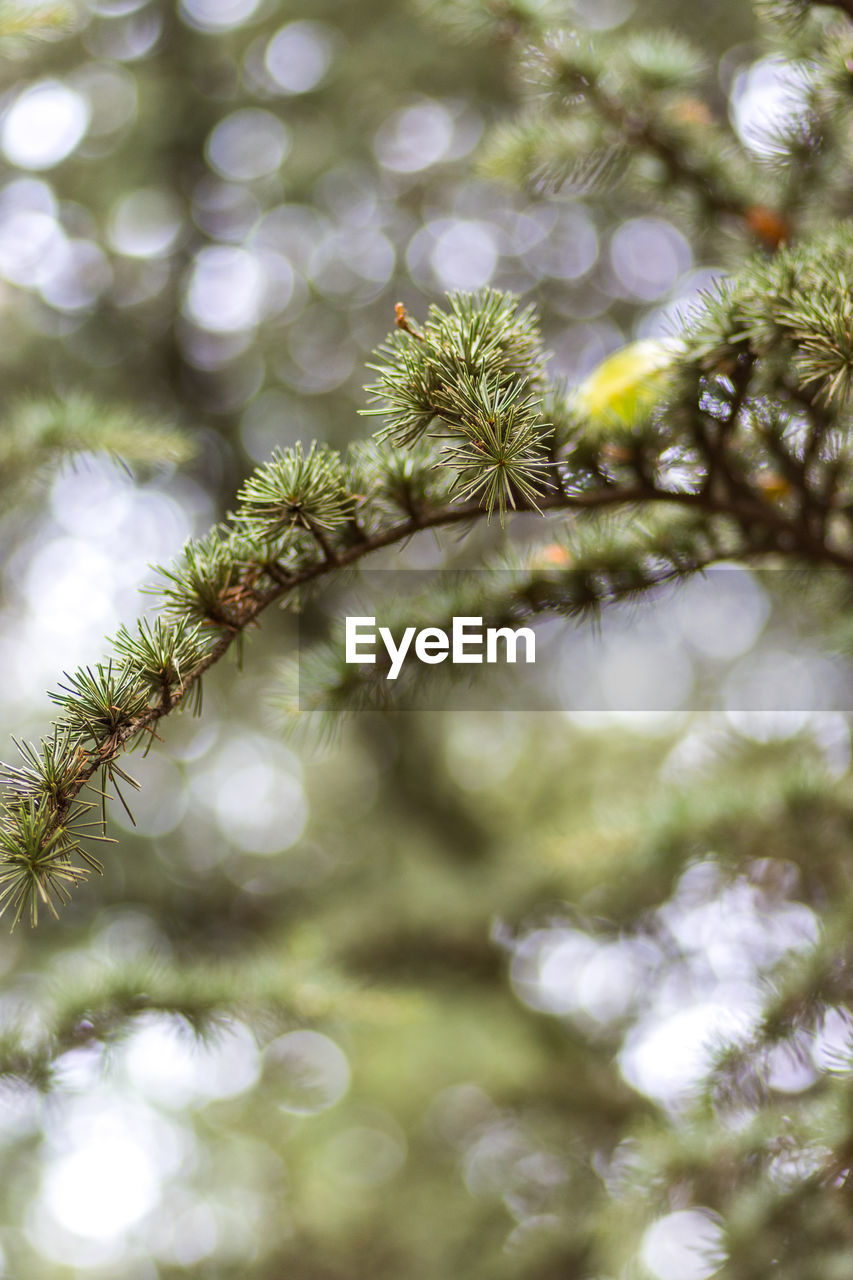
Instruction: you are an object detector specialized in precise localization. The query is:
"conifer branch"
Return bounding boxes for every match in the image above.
[0,394,194,510]
[581,69,748,222]
[0,957,407,1089]
[3,484,850,927]
[7,258,853,924]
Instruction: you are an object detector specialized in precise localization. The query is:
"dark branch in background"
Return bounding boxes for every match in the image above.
[0,956,393,1090]
[583,75,747,221]
[0,395,193,507]
[475,13,796,249]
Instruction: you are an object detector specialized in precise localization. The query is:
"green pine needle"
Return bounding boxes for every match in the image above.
[114,617,212,714]
[235,442,355,541]
[49,661,151,750]
[0,803,100,929]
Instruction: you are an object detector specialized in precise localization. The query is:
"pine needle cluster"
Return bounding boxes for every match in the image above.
[363,291,552,518]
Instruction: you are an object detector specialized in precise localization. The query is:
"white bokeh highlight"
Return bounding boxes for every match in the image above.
[2,81,90,170]
[375,100,455,173]
[206,109,291,183]
[263,1030,351,1115]
[641,1209,726,1280]
[730,56,812,158]
[123,1015,260,1108]
[184,246,266,332]
[109,187,183,258]
[179,0,261,33]
[265,21,336,95]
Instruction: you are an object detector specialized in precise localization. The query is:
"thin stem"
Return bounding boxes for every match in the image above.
[394,303,427,343]
[303,517,339,564]
[584,78,748,222]
[579,65,792,248]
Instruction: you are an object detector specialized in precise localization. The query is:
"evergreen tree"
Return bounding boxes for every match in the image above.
[4,1,853,1277]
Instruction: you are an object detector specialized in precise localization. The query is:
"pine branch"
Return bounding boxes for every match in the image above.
[287,511,757,724]
[0,393,194,509]
[0,955,411,1089]
[7,264,853,925]
[477,23,793,245]
[3,477,850,927]
[581,66,748,222]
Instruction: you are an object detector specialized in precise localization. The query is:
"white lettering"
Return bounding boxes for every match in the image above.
[379,625,416,680]
[344,616,537,677]
[452,616,483,664]
[415,628,450,664]
[486,626,535,664]
[345,617,376,663]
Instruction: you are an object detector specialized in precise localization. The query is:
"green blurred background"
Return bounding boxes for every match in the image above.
[2,1,846,1277]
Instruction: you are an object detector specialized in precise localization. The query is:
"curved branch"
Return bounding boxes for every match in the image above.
[44,478,853,813]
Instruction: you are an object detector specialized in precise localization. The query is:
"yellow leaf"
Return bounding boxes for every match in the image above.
[573,339,680,432]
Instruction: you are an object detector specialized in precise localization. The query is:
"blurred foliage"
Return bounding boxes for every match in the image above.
[5,0,853,1279]
[0,394,192,510]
